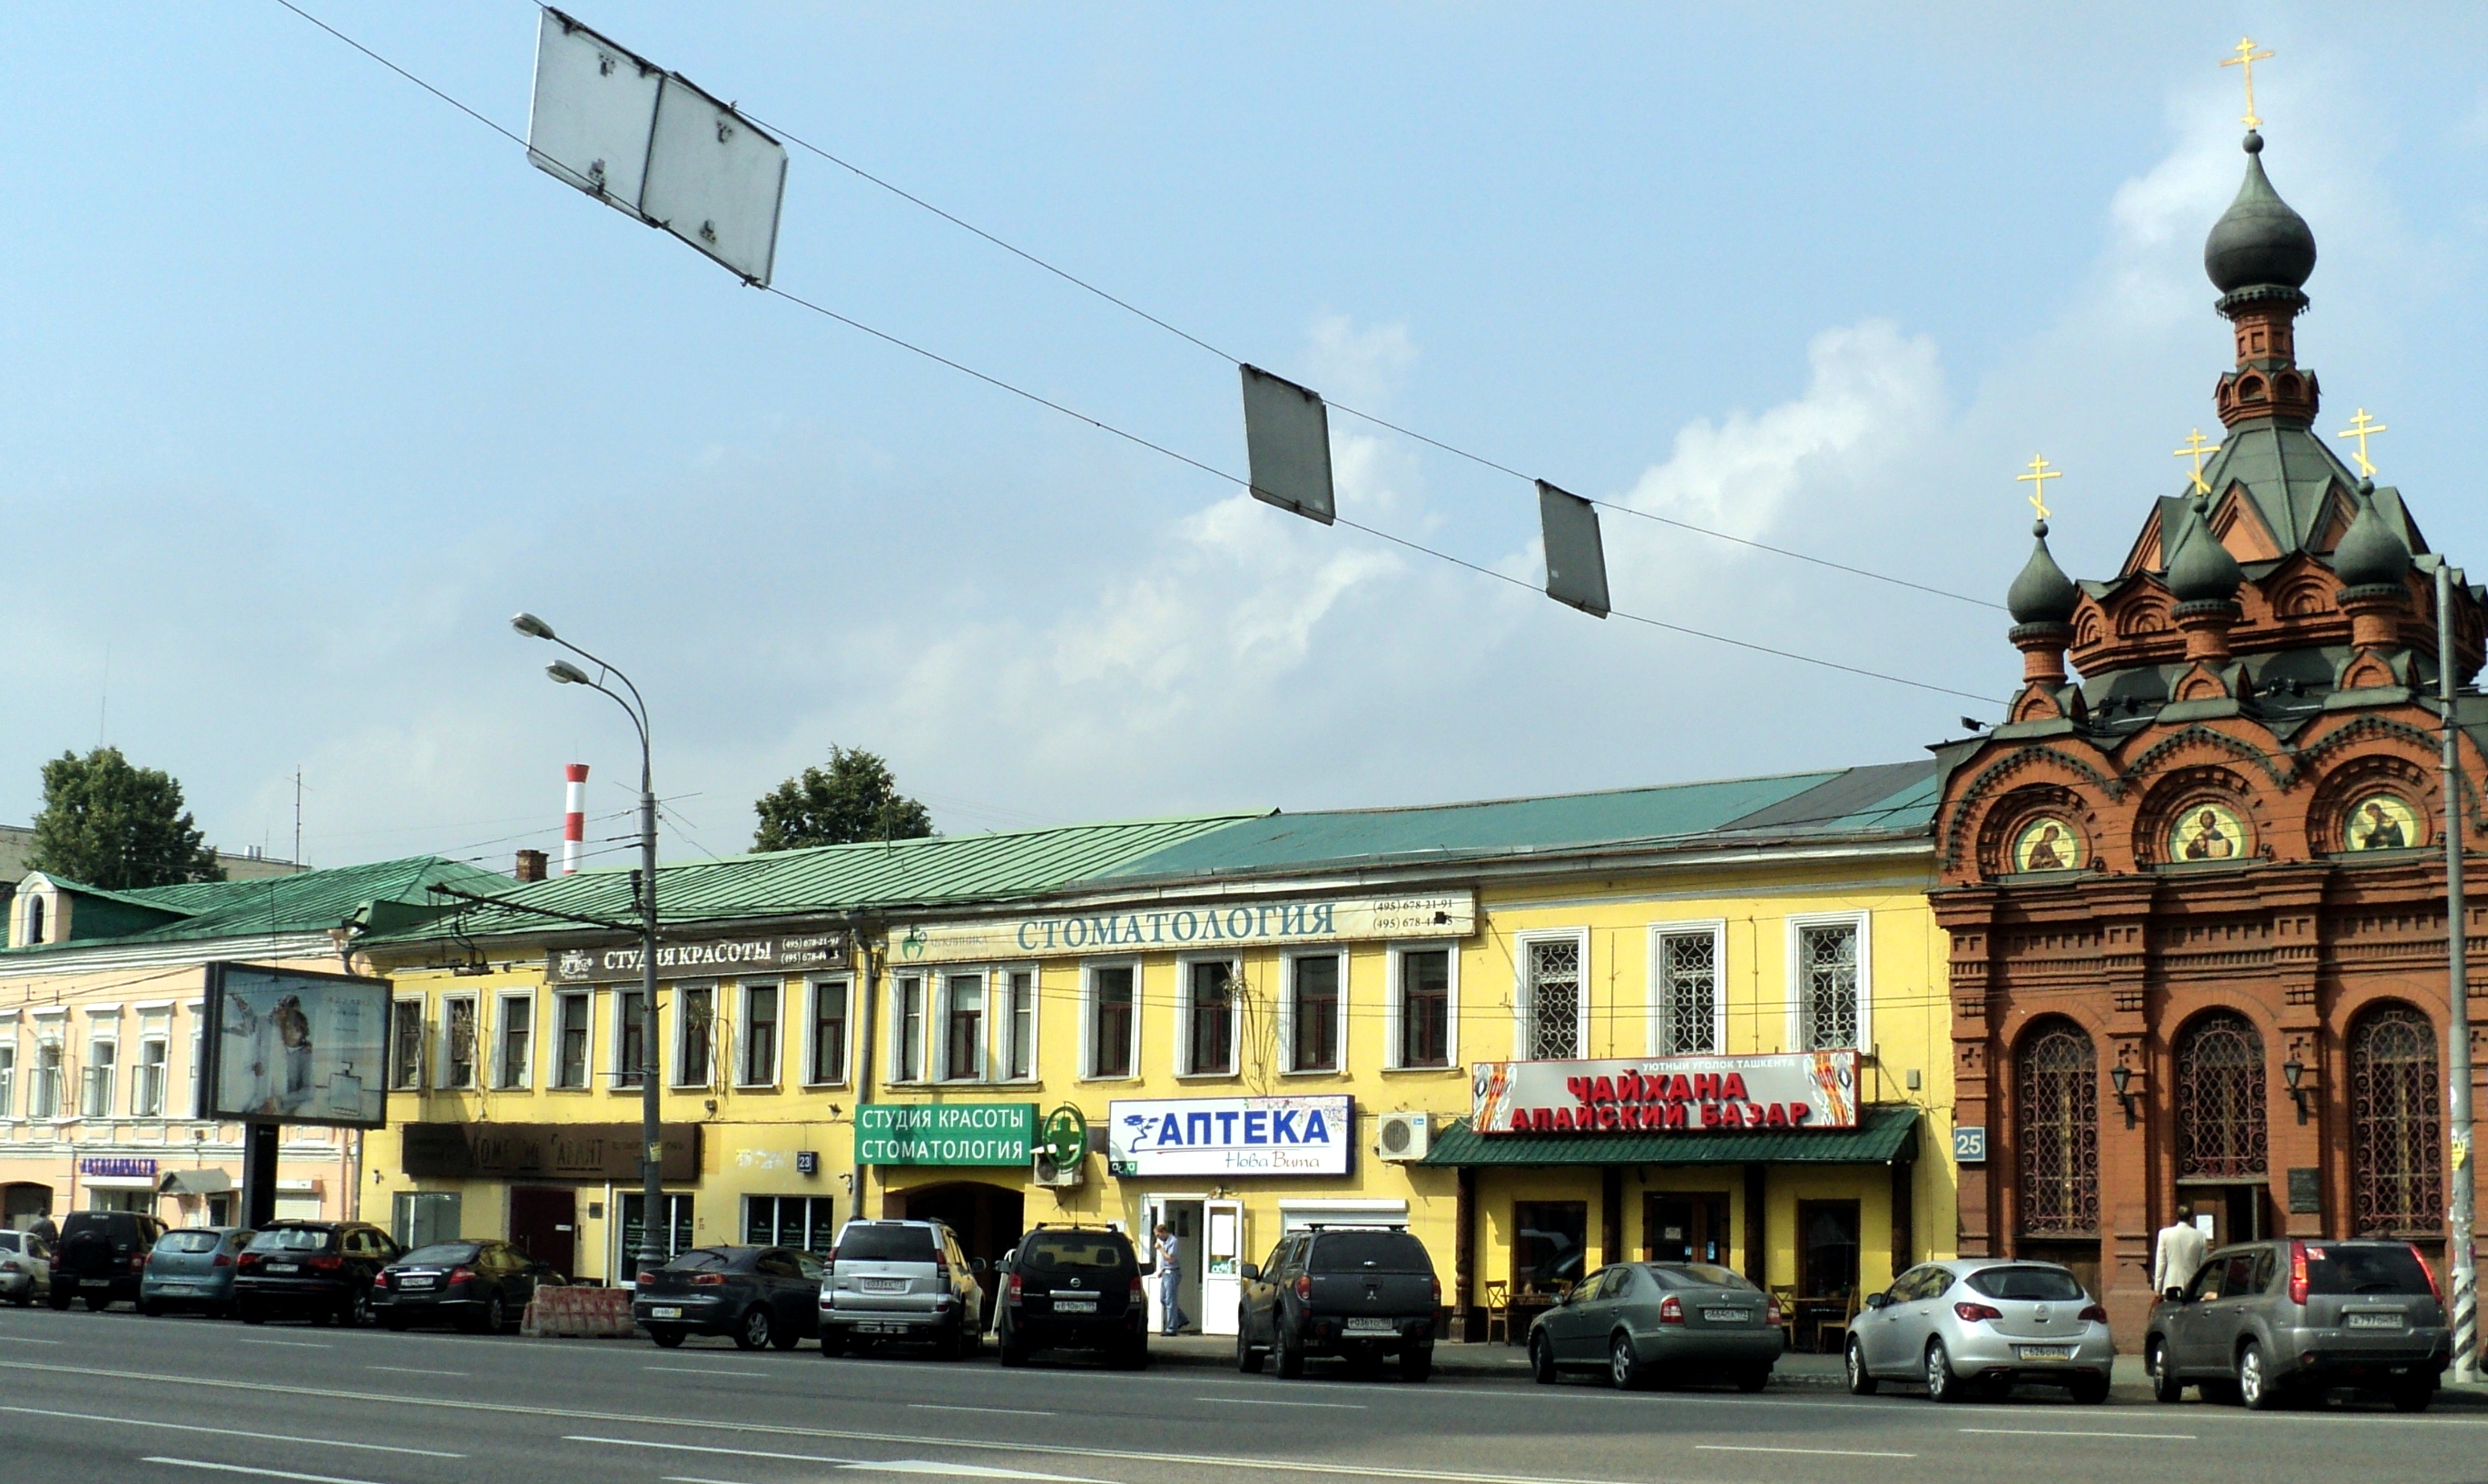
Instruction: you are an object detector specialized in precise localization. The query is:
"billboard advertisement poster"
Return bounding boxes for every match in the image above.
[1107,1096,1354,1177]
[201,963,389,1129]
[1470,1050,1859,1136]
[854,1103,1037,1166]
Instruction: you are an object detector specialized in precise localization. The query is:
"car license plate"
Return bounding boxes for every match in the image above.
[2017,1345,2074,1361]
[1343,1317,1396,1333]
[267,1263,299,1273]
[1051,1295,1097,1312]
[860,1278,906,1293]
[83,1279,111,1287]
[1702,1309,1750,1323]
[164,1284,199,1295]
[2346,1312,2405,1330]
[857,1321,905,1334]
[400,1275,437,1290]
[650,1306,683,1320]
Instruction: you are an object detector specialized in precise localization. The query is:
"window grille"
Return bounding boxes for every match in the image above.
[2350,1003,2442,1235]
[2015,1019,2099,1235]
[1796,924,1859,1050]
[1525,939,1581,1059]
[1655,931,1717,1055]
[2176,1011,2267,1178]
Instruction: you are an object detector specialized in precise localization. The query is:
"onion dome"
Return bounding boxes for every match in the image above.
[2167,496,2246,604]
[2205,133,2316,294]
[2332,478,2412,590]
[2007,520,2080,625]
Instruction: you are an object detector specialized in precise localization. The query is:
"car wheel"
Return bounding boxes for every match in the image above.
[1529,1332,1559,1385]
[239,1302,265,1325]
[2390,1377,2436,1413]
[1735,1365,1771,1394]
[2069,1374,2110,1405]
[46,1287,71,1312]
[1235,1316,1264,1373]
[346,1289,374,1328]
[1845,1336,1878,1395]
[734,1306,773,1351]
[2147,1339,2183,1403]
[1401,1342,1433,1383]
[139,1298,162,1318]
[1277,1322,1306,1379]
[468,1294,506,1335]
[818,1328,846,1358]
[1608,1333,1642,1391]
[775,1317,805,1352]
[1925,1339,1966,1403]
[648,1326,686,1349]
[2237,1341,2283,1410]
[998,1336,1029,1367]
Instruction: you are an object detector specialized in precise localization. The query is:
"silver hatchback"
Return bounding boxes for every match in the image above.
[1846,1259,2112,1403]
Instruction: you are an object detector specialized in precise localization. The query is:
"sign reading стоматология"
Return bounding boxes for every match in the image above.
[200,963,390,1129]
[1471,1050,1859,1135]
[1107,1096,1353,1177]
[855,1103,1037,1166]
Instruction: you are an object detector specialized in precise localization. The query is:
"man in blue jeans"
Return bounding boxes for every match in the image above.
[1154,1224,1185,1336]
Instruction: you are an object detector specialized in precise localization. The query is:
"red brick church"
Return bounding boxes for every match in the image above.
[1931,123,2483,1336]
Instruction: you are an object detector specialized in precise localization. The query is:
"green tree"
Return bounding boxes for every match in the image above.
[752,746,934,850]
[26,747,226,889]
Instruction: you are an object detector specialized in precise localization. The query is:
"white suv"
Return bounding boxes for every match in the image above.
[818,1219,985,1359]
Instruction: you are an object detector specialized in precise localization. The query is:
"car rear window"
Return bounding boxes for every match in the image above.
[247,1228,333,1253]
[1650,1263,1755,1292]
[401,1243,482,1266]
[2304,1243,2434,1296]
[1965,1266,2087,1302]
[1019,1234,1135,1272]
[1309,1232,1431,1273]
[664,1249,738,1272]
[837,1225,939,1263]
[157,1232,222,1254]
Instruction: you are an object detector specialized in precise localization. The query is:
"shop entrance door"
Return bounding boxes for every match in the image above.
[1200,1198,1244,1338]
[1143,1196,1205,1337]
[509,1186,577,1276]
[1644,1193,1730,1264]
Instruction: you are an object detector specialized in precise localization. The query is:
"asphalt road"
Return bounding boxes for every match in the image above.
[2,1304,2483,1484]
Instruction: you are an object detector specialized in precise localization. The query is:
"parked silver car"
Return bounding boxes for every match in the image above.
[1528,1262,1784,1391]
[1846,1258,2111,1403]
[817,1219,984,1359]
[2144,1239,2449,1411]
[0,1230,52,1307]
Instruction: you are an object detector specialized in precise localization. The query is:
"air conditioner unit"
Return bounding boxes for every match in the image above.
[1376,1112,1431,1162]
[1033,1149,1085,1188]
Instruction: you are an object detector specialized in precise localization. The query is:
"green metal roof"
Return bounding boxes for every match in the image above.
[3,857,506,956]
[375,813,1264,944]
[1090,763,1936,883]
[2179,420,2412,559]
[1418,1104,1921,1166]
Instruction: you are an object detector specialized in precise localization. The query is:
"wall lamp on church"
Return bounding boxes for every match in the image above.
[2109,1063,2143,1128]
[2282,1056,2315,1124]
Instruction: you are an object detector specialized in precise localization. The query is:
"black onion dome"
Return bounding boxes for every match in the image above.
[2167,498,2246,604]
[2008,520,2080,625]
[2333,479,2413,589]
[2205,132,2316,294]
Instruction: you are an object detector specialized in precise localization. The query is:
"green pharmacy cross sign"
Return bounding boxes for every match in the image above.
[1041,1105,1088,1167]
[855,1103,1037,1167]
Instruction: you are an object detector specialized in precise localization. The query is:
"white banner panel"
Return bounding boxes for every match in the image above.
[896,892,1472,965]
[1471,1050,1859,1136]
[1107,1095,1353,1177]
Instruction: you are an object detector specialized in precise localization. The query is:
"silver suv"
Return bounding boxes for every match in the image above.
[2145,1239,2450,1411]
[818,1219,984,1359]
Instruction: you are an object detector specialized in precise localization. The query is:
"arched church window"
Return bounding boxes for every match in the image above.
[2350,1003,2442,1236]
[2176,1011,2267,1179]
[2016,1018,2099,1235]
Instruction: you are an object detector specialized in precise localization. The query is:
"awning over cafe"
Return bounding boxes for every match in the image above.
[1418,1103,1919,1166]
[159,1169,234,1195]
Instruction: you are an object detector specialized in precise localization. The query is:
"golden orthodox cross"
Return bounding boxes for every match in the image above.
[2336,408,2387,477]
[2017,455,2061,522]
[2172,428,2216,496]
[2222,37,2274,129]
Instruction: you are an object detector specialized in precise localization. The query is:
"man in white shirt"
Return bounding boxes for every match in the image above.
[2151,1205,2209,1298]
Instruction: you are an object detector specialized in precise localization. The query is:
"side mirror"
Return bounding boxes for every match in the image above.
[971,1257,990,1275]
[1239,1263,1259,1282]
[1864,1292,1891,1311]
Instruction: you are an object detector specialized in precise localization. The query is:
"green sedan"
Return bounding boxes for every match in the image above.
[1529,1262,1784,1391]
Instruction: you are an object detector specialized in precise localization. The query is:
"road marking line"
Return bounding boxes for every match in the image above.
[143,1460,381,1484]
[365,1365,469,1378]
[1961,1428,2198,1441]
[1193,1397,1368,1410]
[0,1336,62,1344]
[2,1406,460,1458]
[644,1365,771,1378]
[910,1403,1059,1417]
[1697,1444,1918,1459]
[236,1338,332,1350]
[569,1437,862,1465]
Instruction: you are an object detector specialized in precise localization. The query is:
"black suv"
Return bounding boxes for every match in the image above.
[234,1221,402,1326]
[995,1224,1148,1369]
[1237,1225,1441,1381]
[51,1212,168,1311]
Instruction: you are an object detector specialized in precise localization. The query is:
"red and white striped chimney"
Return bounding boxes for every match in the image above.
[561,763,589,875]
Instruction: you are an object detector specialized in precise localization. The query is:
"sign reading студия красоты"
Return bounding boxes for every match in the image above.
[1471,1050,1859,1135]
[854,1103,1037,1166]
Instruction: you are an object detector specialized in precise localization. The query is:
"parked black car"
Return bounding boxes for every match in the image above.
[635,1245,824,1351]
[1237,1225,1441,1381]
[378,1240,561,1333]
[50,1211,168,1311]
[234,1221,402,1326]
[996,1224,1148,1369]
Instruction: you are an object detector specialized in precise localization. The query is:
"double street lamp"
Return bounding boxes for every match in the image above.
[511,612,667,1280]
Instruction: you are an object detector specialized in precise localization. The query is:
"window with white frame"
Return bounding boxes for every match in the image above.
[388,999,424,1091]
[29,1019,64,1119]
[674,984,715,1088]
[942,972,987,1082]
[186,1003,204,1116]
[805,978,850,1086]
[891,973,927,1083]
[553,991,592,1089]
[1790,914,1869,1052]
[1392,947,1454,1069]
[1181,958,1238,1076]
[496,993,533,1090]
[81,1017,120,1118]
[1649,924,1724,1056]
[133,1017,171,1117]
[1285,953,1343,1073]
[440,997,478,1090]
[1518,932,1588,1060]
[739,982,781,1087]
[1084,964,1136,1079]
[999,969,1035,1081]
[614,988,647,1088]
[0,1027,16,1118]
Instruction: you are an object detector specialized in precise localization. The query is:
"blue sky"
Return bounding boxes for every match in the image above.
[4,4,2484,871]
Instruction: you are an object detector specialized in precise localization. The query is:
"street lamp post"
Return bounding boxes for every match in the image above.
[513,612,666,1282]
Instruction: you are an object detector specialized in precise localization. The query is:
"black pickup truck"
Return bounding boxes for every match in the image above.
[1236,1225,1441,1381]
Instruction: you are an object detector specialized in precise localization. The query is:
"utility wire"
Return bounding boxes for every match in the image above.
[271,0,528,150]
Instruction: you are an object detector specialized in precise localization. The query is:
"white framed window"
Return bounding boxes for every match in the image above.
[1514,929,1589,1061]
[1786,911,1871,1053]
[1647,921,1726,1056]
[28,1015,64,1120]
[1385,944,1457,1070]
[81,1013,120,1118]
[495,992,534,1090]
[1281,951,1345,1074]
[438,996,478,1090]
[613,988,648,1089]
[941,971,988,1083]
[133,1015,172,1117]
[1176,957,1240,1077]
[998,968,1037,1082]
[890,973,928,1084]
[738,981,782,1088]
[673,984,716,1089]
[804,978,851,1086]
[552,991,593,1089]
[185,1000,204,1117]
[0,1016,17,1118]
[1080,961,1139,1080]
[388,999,425,1091]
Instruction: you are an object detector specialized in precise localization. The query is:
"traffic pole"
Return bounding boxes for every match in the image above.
[2438,559,2476,1382]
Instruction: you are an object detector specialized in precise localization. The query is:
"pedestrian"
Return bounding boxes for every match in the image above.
[25,1212,56,1246]
[2151,1203,2208,1299]
[1154,1223,1185,1336]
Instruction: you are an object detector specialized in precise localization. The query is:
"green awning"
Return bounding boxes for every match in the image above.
[1418,1104,1920,1167]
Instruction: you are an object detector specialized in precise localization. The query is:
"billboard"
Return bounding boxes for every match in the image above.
[1106,1096,1353,1177]
[1470,1050,1859,1135]
[200,964,389,1129]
